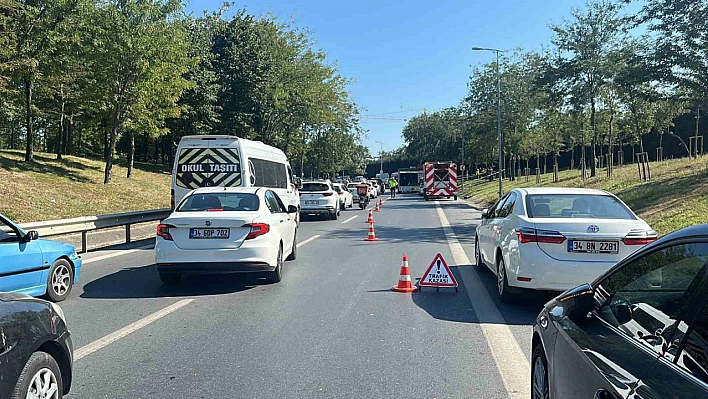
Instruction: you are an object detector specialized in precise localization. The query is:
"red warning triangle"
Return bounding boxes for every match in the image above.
[419,253,458,287]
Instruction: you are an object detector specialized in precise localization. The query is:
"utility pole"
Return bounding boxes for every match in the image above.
[472,46,504,199]
[375,140,383,174]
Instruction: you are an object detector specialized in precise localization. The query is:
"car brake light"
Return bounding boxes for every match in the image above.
[622,230,658,245]
[322,192,333,197]
[157,224,174,241]
[243,223,270,239]
[207,208,224,212]
[516,227,566,244]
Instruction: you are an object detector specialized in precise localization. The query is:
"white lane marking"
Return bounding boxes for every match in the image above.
[74,299,194,361]
[298,235,320,247]
[435,201,530,399]
[341,215,358,224]
[82,244,154,265]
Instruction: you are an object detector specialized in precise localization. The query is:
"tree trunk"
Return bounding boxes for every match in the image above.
[9,124,15,149]
[66,116,74,155]
[77,126,82,158]
[590,96,597,177]
[127,130,135,178]
[24,77,34,162]
[695,106,701,158]
[104,107,120,184]
[56,104,65,160]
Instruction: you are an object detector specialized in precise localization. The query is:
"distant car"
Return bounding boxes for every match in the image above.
[332,183,353,210]
[367,181,378,198]
[532,224,708,399]
[475,187,657,302]
[347,182,361,203]
[155,187,298,285]
[300,181,340,220]
[0,214,82,302]
[0,293,73,398]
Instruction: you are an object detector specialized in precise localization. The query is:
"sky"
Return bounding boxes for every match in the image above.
[185,0,638,157]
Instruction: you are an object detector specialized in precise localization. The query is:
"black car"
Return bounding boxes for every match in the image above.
[532,223,708,399]
[0,293,73,398]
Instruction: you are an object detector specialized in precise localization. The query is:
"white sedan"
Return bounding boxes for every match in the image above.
[475,187,657,302]
[155,187,298,285]
[332,183,353,210]
[299,181,340,220]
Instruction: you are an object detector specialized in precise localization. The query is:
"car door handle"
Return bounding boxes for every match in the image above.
[279,220,284,223]
[595,389,617,399]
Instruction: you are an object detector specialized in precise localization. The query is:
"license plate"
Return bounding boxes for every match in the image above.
[568,240,619,254]
[189,228,229,239]
[305,200,319,205]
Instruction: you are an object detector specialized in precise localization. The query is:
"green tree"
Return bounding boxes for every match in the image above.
[86,0,192,183]
[549,0,624,177]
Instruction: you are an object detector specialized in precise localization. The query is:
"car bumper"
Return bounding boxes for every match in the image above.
[507,245,616,291]
[300,206,336,214]
[155,240,277,273]
[69,253,82,283]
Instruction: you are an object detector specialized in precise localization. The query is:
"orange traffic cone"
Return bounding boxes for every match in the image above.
[379,198,384,206]
[374,201,381,212]
[367,209,375,224]
[392,254,417,293]
[365,221,379,242]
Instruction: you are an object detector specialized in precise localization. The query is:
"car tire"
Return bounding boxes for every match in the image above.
[44,259,73,302]
[497,257,514,303]
[532,344,550,399]
[11,351,64,399]
[159,272,182,285]
[267,244,283,284]
[286,230,297,261]
[474,237,487,272]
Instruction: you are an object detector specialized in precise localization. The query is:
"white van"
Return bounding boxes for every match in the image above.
[171,135,300,222]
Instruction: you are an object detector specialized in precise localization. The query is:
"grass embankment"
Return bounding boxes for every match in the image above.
[460,156,708,236]
[0,150,171,223]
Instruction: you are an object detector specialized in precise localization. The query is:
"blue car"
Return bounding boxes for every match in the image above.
[0,213,82,302]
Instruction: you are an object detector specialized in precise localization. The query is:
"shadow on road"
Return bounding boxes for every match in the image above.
[411,265,556,326]
[325,224,448,244]
[80,264,263,299]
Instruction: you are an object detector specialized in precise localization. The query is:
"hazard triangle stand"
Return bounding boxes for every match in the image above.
[418,253,458,292]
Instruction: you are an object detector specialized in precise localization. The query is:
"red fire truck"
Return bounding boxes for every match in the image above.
[423,161,458,201]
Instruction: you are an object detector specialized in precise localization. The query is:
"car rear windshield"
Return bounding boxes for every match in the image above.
[525,194,635,220]
[347,183,359,189]
[177,193,259,212]
[301,183,330,192]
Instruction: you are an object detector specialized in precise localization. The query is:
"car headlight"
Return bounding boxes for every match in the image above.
[50,302,67,324]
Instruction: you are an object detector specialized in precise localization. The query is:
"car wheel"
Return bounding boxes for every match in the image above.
[11,351,63,399]
[45,259,73,302]
[497,257,514,303]
[267,244,283,284]
[286,230,297,261]
[474,237,486,271]
[532,344,550,399]
[159,272,182,285]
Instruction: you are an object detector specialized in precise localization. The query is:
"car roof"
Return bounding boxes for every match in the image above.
[190,187,260,195]
[519,187,610,196]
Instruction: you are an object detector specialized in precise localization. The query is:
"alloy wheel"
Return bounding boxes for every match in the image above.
[26,368,59,399]
[51,264,71,297]
[532,356,549,399]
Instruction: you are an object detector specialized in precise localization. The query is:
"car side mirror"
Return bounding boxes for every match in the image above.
[599,296,633,326]
[287,205,298,214]
[557,284,595,324]
[481,209,489,219]
[23,230,39,242]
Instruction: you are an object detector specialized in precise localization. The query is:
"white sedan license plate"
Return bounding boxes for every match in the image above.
[304,200,319,205]
[189,228,229,239]
[568,240,619,254]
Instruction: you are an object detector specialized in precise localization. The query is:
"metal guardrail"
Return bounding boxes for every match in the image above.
[20,209,172,253]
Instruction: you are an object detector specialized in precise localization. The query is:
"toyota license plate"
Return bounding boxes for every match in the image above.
[568,240,619,254]
[189,228,230,239]
[305,200,319,205]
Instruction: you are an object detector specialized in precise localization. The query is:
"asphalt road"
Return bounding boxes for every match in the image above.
[60,195,555,399]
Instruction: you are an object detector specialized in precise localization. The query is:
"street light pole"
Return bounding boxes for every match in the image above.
[375,140,383,174]
[472,46,504,199]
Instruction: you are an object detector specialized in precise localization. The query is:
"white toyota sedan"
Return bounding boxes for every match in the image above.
[475,187,657,302]
[155,187,298,285]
